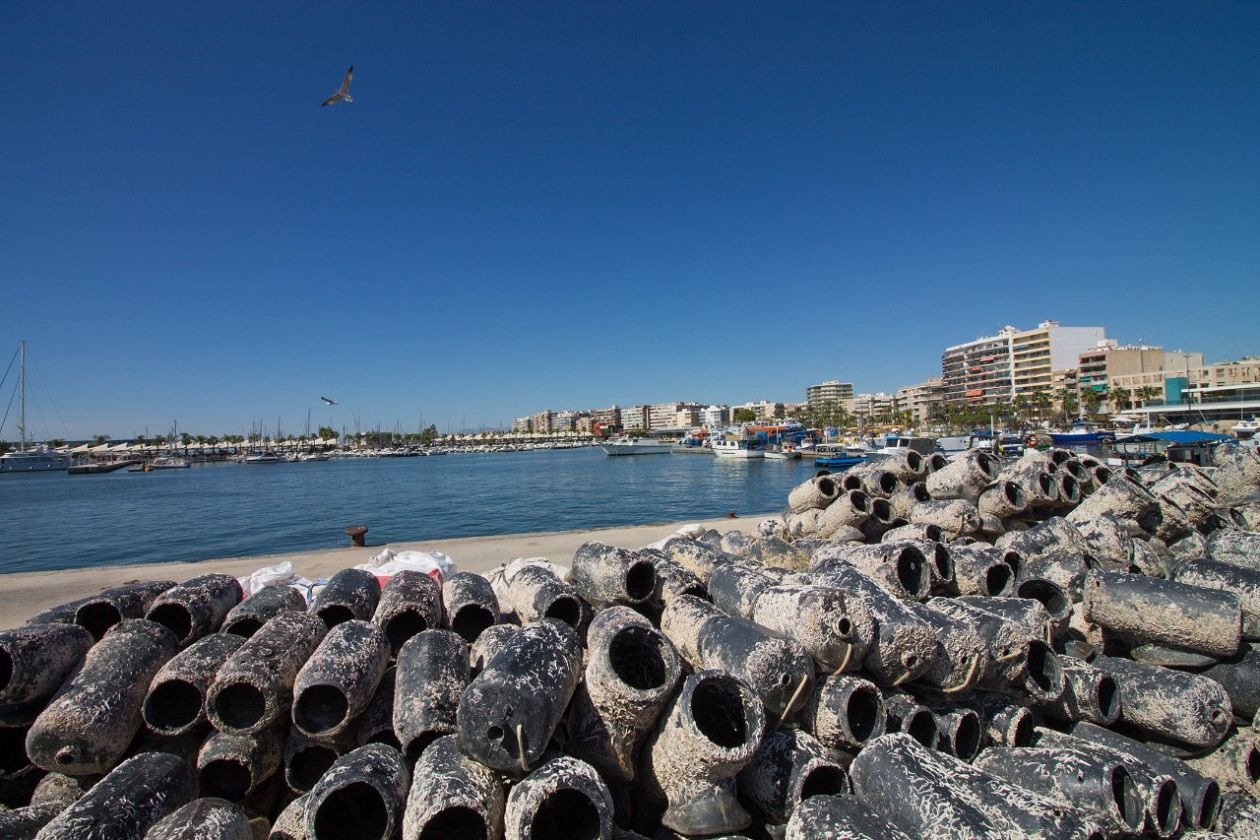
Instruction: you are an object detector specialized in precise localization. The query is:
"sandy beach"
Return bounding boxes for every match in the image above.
[0,514,767,627]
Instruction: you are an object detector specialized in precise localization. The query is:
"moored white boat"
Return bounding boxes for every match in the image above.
[147,455,190,469]
[712,438,764,459]
[0,342,70,473]
[599,436,671,456]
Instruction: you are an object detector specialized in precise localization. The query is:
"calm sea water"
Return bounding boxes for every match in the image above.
[0,448,812,573]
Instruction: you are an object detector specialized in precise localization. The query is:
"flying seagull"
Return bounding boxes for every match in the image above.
[321,66,354,107]
[320,396,340,406]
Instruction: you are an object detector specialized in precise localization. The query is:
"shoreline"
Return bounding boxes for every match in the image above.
[0,513,771,627]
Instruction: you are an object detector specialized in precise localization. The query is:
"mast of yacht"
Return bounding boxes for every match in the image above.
[17,339,26,453]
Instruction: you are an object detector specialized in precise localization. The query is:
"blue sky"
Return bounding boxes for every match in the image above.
[2,2,1257,440]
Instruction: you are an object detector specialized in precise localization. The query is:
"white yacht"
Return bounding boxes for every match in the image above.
[147,455,190,469]
[599,436,671,456]
[0,445,71,473]
[0,341,70,473]
[712,438,764,459]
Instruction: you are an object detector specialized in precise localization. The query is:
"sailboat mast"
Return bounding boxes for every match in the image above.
[18,340,26,453]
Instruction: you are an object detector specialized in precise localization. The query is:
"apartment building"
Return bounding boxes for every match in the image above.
[702,405,730,427]
[852,392,896,424]
[895,378,946,425]
[529,410,553,435]
[1077,341,1204,393]
[675,403,703,427]
[943,321,1105,404]
[806,381,855,411]
[621,405,649,431]
[591,406,622,429]
[732,401,785,421]
[551,410,578,432]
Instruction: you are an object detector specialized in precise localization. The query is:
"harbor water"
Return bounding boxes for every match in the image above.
[0,448,811,573]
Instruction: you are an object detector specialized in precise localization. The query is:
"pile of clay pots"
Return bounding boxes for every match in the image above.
[2,443,1259,839]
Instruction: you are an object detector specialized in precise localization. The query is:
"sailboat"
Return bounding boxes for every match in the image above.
[0,341,71,473]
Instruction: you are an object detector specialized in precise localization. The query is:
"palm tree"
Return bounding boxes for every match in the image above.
[1109,387,1132,413]
[1056,387,1079,425]
[1136,385,1161,408]
[92,434,110,446]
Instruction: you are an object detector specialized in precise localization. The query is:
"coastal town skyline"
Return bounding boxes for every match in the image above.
[4,3,1258,439]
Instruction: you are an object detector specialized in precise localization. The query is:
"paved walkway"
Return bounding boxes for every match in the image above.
[0,514,769,626]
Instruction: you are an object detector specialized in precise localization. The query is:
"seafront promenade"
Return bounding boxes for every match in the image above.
[0,514,765,627]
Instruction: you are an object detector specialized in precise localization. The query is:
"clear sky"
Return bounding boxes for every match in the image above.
[2,2,1257,440]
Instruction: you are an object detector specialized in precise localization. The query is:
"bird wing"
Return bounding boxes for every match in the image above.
[339,66,354,95]
[321,93,343,107]
[321,396,339,405]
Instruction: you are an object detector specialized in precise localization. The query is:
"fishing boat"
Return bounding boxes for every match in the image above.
[599,436,671,456]
[814,452,871,469]
[1048,421,1116,446]
[712,437,764,459]
[0,341,70,473]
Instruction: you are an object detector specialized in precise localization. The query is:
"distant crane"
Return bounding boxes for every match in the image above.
[321,66,354,107]
[320,396,340,406]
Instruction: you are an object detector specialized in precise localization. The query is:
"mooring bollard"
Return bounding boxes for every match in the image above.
[343,525,368,547]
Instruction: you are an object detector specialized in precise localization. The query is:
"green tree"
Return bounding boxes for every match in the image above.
[1110,387,1132,413]
[0,440,9,455]
[1136,385,1161,407]
[732,408,757,424]
[92,434,110,446]
[1056,387,1079,425]
[47,438,67,448]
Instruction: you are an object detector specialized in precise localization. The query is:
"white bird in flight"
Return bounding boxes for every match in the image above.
[321,396,340,406]
[321,66,354,107]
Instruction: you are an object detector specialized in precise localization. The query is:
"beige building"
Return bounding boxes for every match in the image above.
[895,378,946,425]
[1078,341,1203,394]
[732,401,785,422]
[853,392,896,425]
[674,403,703,427]
[529,410,553,435]
[1110,357,1260,396]
[590,406,622,429]
[943,321,1106,405]
[806,380,855,411]
[621,405,649,431]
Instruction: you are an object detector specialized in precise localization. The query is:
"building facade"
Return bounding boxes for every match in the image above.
[943,321,1106,404]
[806,380,855,411]
[702,405,730,427]
[529,410,553,435]
[895,378,946,426]
[1077,341,1204,394]
[621,405,649,431]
